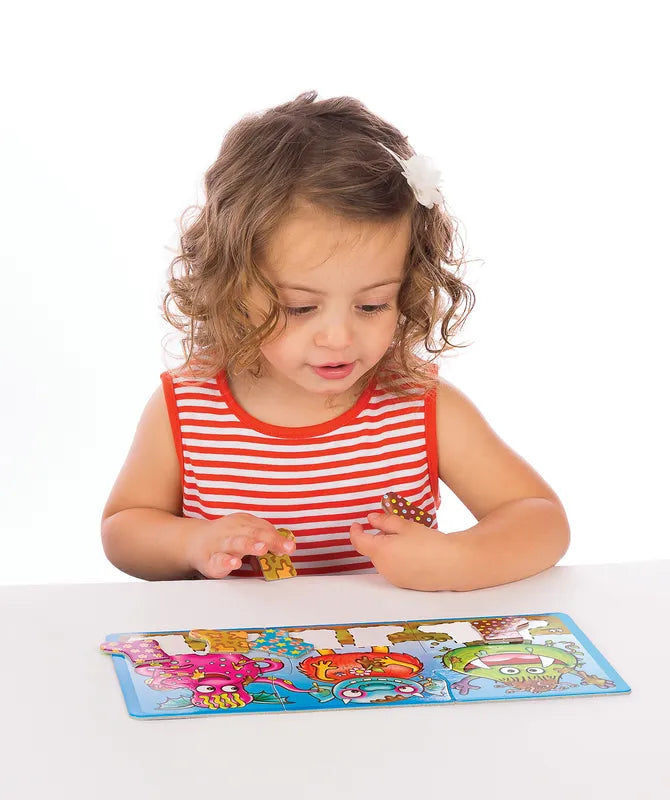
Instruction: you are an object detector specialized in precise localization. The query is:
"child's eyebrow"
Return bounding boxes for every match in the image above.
[275,279,402,294]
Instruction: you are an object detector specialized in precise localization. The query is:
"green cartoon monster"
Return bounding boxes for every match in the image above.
[443,643,614,696]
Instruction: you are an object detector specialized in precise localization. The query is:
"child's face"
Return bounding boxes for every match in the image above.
[248,205,411,399]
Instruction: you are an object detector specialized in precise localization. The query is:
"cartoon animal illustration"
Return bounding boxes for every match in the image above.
[297,646,445,705]
[442,643,616,695]
[306,675,450,704]
[298,646,422,683]
[100,638,310,709]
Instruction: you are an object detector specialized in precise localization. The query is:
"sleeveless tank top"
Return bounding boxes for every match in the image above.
[160,365,441,577]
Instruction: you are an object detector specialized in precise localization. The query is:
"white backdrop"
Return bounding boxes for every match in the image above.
[1,2,668,585]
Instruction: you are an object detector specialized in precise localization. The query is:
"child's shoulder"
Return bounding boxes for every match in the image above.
[432,372,500,452]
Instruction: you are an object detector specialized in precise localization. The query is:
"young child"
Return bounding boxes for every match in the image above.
[101,90,570,591]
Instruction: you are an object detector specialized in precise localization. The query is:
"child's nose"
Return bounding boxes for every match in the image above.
[313,316,354,350]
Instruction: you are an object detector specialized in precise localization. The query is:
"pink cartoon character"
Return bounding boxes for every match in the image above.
[101,638,309,709]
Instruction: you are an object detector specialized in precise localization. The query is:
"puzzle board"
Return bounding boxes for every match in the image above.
[100,613,630,718]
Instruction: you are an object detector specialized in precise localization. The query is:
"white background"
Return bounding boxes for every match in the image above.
[1,2,668,585]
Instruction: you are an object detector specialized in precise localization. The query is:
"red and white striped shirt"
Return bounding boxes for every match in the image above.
[161,366,441,577]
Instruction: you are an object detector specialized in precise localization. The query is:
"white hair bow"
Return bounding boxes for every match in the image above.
[377,141,443,209]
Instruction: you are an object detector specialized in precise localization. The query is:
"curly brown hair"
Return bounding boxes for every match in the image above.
[163,90,476,399]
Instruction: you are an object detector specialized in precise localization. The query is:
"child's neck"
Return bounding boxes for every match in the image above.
[227,368,367,427]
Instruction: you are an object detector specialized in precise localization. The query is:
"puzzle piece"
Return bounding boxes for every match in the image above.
[256,528,297,581]
[381,492,434,527]
[100,638,170,665]
[189,629,252,653]
[250,628,314,657]
[469,617,531,644]
[526,615,572,637]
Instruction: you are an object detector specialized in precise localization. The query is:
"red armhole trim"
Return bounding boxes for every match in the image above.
[425,364,441,509]
[160,371,185,491]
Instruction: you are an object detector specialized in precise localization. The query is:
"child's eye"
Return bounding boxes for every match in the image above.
[359,303,391,316]
[284,306,315,316]
[283,303,391,317]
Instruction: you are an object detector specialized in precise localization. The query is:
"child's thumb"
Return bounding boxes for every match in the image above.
[349,522,382,558]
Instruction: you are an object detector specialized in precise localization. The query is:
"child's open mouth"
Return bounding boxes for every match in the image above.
[311,363,355,380]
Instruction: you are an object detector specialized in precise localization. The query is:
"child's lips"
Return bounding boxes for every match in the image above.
[314,362,353,368]
[311,362,355,379]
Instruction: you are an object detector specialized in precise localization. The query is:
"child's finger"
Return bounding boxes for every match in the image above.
[350,522,384,558]
[223,534,293,558]
[204,552,241,579]
[225,535,268,556]
[368,511,418,536]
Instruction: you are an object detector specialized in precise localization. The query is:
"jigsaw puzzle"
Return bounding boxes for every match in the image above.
[100,613,629,718]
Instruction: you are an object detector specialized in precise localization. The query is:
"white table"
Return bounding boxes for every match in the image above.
[1,561,668,798]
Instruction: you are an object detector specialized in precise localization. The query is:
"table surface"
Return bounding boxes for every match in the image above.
[1,561,668,798]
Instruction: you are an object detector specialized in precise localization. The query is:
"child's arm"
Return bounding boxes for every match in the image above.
[350,378,570,591]
[101,386,295,581]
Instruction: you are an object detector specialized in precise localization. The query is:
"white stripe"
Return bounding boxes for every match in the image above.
[354,401,423,418]
[292,555,373,569]
[181,459,427,482]
[183,476,430,508]
[183,463,427,489]
[172,377,218,386]
[177,413,425,443]
[176,407,424,437]
[176,398,228,409]
[177,396,423,418]
[180,428,425,456]
[182,496,381,520]
[181,490,435,522]
[369,389,423,402]
[176,411,241,424]
[182,437,425,468]
[295,543,370,556]
[174,385,221,397]
[179,419,425,448]
[180,507,437,536]
[227,565,378,577]
[175,391,421,409]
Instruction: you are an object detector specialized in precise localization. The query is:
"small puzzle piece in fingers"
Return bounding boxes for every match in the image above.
[256,527,297,581]
[381,492,434,527]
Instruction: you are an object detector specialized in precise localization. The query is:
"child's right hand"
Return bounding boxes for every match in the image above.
[187,513,296,579]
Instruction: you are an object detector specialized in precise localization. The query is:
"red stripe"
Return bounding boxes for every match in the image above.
[182,482,432,516]
[182,444,427,474]
[180,433,424,461]
[174,390,420,413]
[291,550,360,562]
[182,472,429,500]
[293,538,353,550]
[296,561,375,575]
[182,458,427,486]
[179,417,423,447]
[161,372,184,489]
[176,400,423,431]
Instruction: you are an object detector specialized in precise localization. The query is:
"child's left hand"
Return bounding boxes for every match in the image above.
[350,512,453,591]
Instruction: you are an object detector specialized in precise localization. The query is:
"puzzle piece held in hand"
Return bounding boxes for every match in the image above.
[381,492,434,527]
[257,528,297,581]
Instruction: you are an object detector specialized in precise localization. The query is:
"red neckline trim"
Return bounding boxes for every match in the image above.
[215,370,378,439]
